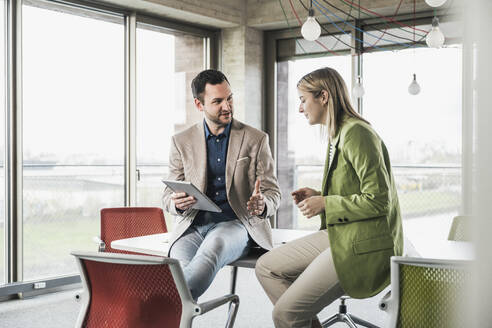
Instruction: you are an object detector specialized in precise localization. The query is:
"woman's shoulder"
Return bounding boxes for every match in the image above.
[340,117,377,139]
[339,118,385,157]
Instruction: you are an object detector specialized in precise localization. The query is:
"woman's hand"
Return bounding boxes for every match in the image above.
[298,196,325,218]
[291,187,321,204]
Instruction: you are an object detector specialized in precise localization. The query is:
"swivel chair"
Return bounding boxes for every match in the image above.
[72,251,239,328]
[380,256,470,328]
[321,296,380,328]
[94,207,167,254]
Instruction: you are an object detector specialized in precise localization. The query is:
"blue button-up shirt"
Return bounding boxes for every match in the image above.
[193,120,237,225]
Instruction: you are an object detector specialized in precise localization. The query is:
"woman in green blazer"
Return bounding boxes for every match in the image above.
[255,67,403,328]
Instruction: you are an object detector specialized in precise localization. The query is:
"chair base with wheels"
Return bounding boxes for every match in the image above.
[321,296,380,328]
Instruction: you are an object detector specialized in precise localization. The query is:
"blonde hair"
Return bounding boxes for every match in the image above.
[297,67,369,140]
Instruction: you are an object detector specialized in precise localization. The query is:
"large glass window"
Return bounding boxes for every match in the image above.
[277,55,351,229]
[364,46,462,220]
[0,0,5,285]
[22,5,125,280]
[136,24,206,230]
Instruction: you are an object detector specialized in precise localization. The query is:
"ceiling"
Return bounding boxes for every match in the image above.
[97,0,458,30]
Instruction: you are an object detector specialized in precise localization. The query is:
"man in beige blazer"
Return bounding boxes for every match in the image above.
[162,69,280,299]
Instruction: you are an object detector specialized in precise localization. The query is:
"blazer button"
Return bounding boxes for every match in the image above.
[344,218,349,222]
[338,218,343,222]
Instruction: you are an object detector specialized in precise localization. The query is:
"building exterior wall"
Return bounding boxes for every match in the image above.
[222,26,263,130]
[174,34,205,132]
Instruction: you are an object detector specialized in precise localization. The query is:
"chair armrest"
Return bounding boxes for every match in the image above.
[379,290,392,311]
[92,236,106,252]
[197,294,239,315]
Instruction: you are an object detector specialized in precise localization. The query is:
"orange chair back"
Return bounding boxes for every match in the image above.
[81,258,182,328]
[101,207,167,254]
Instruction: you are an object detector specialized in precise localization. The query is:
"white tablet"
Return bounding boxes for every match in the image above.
[162,180,222,213]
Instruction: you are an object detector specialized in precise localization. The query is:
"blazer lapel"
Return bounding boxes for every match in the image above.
[226,120,245,195]
[190,123,207,192]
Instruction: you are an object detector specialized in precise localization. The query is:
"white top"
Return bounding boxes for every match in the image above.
[328,142,335,169]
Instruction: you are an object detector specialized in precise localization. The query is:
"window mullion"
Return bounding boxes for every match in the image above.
[124,12,137,207]
[6,0,23,285]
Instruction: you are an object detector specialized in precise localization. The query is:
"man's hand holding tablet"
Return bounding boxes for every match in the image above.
[172,192,196,211]
[162,180,222,213]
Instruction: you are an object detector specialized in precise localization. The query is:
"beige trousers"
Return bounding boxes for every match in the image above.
[255,230,345,328]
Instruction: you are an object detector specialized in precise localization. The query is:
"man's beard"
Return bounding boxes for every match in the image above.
[205,110,233,126]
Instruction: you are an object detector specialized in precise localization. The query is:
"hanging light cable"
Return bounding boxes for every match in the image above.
[352,0,364,99]
[408,0,421,95]
[301,0,321,41]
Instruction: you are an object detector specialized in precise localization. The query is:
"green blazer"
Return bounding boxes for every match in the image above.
[320,116,403,298]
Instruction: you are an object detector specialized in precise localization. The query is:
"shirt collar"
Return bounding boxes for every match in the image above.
[203,120,232,140]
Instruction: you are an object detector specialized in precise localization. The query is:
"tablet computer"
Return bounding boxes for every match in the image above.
[162,180,222,213]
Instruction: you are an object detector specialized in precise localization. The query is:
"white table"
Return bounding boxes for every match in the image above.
[406,237,474,260]
[112,228,474,262]
[112,228,314,293]
[112,227,474,294]
[402,216,475,260]
[112,228,314,267]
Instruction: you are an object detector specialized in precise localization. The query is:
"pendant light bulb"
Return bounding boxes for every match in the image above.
[352,76,365,98]
[426,17,445,49]
[425,0,447,7]
[408,74,421,95]
[301,9,321,41]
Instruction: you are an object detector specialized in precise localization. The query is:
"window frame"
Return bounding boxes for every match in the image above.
[1,0,218,298]
[265,11,464,228]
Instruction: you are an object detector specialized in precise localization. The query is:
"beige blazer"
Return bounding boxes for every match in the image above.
[162,119,281,251]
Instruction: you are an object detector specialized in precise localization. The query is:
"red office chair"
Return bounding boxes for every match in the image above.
[72,251,239,328]
[95,207,167,254]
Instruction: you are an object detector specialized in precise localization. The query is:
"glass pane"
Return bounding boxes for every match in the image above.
[22,5,124,280]
[363,21,462,50]
[364,46,462,220]
[296,34,352,53]
[0,0,5,285]
[136,24,205,230]
[278,34,352,59]
[276,56,351,230]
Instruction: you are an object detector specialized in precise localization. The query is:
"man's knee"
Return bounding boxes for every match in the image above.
[169,246,191,268]
[205,236,226,256]
[194,237,230,268]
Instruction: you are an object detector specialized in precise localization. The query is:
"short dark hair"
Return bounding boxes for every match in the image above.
[191,69,229,103]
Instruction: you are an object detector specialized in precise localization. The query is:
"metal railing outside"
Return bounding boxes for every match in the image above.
[0,163,461,283]
[291,164,461,230]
